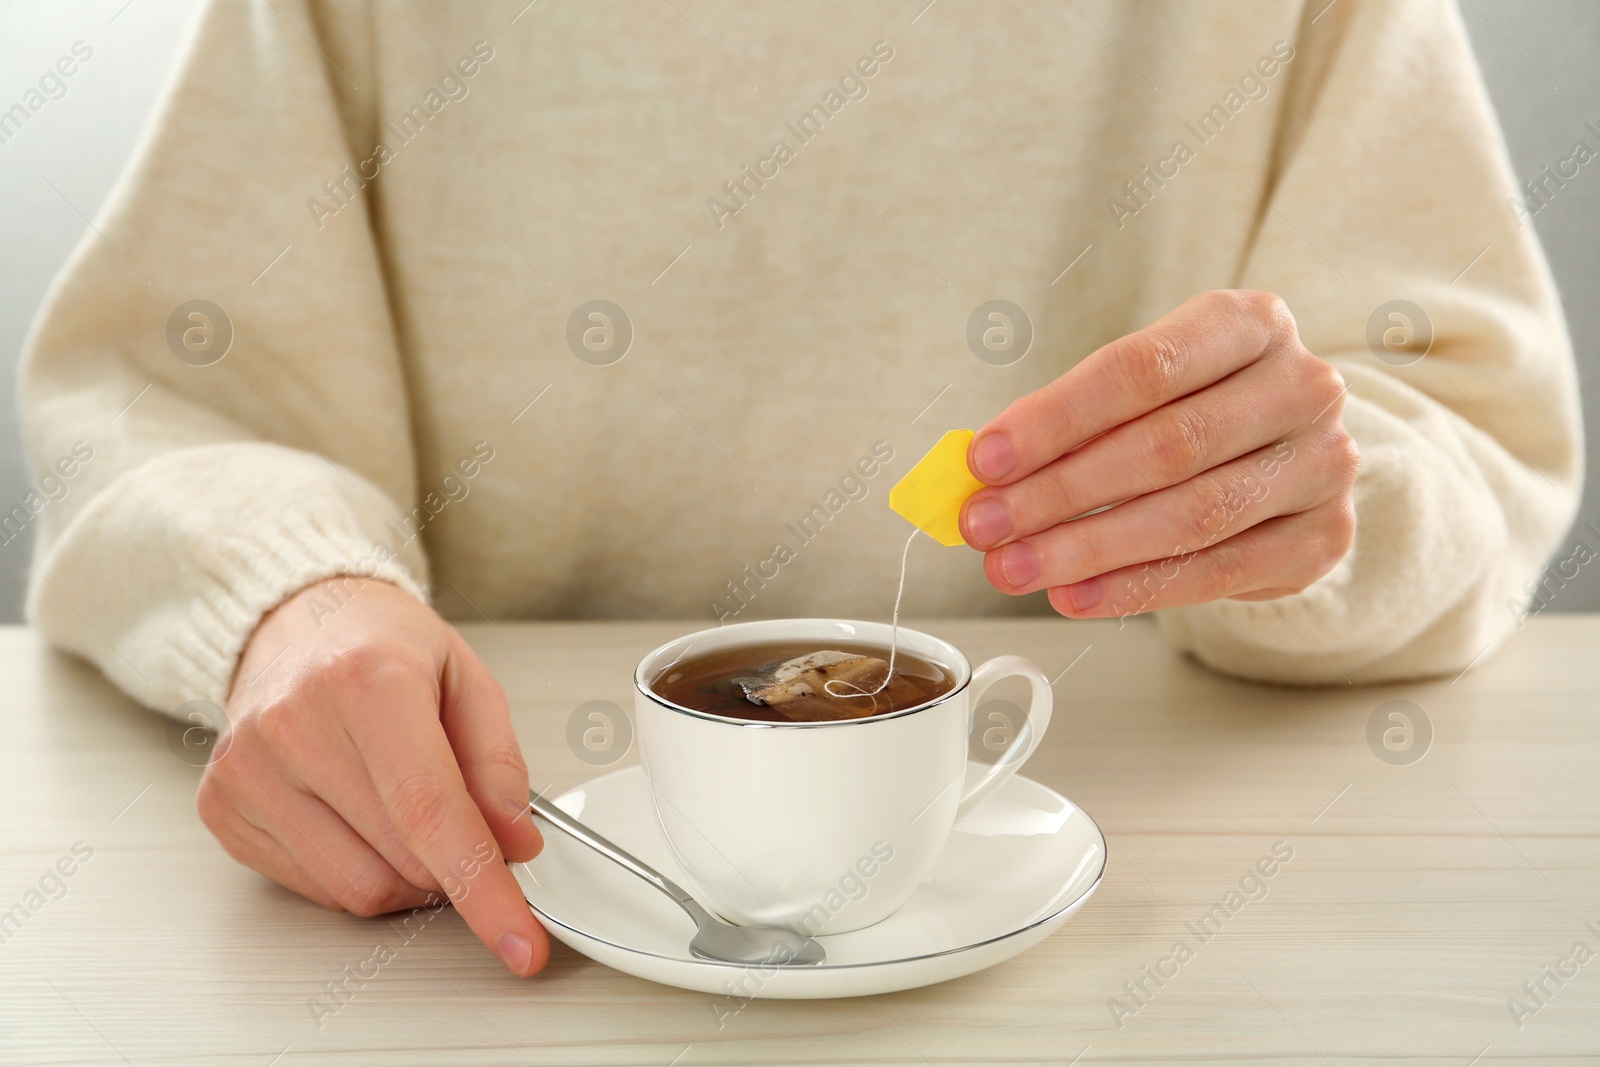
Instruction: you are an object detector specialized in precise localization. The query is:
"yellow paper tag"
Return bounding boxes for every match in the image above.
[889,429,985,547]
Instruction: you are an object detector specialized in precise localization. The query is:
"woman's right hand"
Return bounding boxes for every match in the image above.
[199,578,549,976]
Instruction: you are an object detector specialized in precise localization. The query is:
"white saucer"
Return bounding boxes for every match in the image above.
[513,765,1106,999]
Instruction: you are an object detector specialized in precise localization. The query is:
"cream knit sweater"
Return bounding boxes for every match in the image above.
[20,0,1582,716]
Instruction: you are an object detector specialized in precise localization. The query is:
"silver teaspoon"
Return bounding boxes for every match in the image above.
[526,790,826,967]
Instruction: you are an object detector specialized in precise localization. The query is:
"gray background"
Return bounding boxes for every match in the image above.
[0,0,1595,620]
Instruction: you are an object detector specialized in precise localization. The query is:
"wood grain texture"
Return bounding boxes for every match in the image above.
[0,616,1596,1065]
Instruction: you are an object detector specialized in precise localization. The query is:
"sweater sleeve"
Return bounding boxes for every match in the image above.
[19,0,429,716]
[1153,0,1583,684]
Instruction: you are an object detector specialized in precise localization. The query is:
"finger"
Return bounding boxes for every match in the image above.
[242,777,435,918]
[1045,504,1357,618]
[348,666,550,977]
[983,434,1328,596]
[201,793,345,910]
[231,661,441,898]
[962,352,1341,549]
[438,639,542,865]
[289,728,444,896]
[228,812,348,910]
[969,290,1297,484]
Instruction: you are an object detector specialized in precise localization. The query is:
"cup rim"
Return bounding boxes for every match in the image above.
[634,618,972,729]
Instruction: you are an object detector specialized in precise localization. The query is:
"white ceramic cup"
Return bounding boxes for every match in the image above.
[634,618,1052,935]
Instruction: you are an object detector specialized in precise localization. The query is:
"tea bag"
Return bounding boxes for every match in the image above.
[734,431,983,721]
[736,651,893,721]
[735,524,920,720]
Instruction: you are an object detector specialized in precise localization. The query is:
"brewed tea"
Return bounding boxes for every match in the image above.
[651,641,954,722]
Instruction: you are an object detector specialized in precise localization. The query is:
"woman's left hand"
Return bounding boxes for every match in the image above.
[960,290,1360,618]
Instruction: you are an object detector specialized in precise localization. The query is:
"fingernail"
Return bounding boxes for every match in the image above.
[964,497,1012,547]
[998,541,1039,588]
[1066,577,1102,612]
[496,932,534,973]
[971,433,1016,482]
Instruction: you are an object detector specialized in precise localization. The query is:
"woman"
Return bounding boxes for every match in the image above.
[20,0,1579,976]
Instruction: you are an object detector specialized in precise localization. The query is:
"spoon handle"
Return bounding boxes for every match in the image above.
[527,789,698,908]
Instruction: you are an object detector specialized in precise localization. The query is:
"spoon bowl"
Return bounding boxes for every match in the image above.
[527,790,825,967]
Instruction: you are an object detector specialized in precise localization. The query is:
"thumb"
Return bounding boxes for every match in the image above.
[439,641,544,864]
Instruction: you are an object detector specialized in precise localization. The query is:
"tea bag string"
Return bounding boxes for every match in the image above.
[825,527,921,700]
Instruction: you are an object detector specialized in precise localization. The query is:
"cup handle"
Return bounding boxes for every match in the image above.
[956,655,1053,821]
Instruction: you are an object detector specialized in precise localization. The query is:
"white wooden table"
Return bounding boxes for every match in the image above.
[1,617,1596,1065]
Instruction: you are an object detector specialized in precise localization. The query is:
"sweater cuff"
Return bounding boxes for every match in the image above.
[166,512,428,707]
[27,441,433,720]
